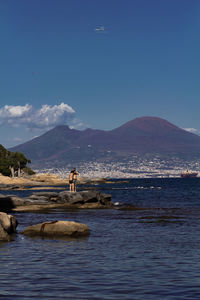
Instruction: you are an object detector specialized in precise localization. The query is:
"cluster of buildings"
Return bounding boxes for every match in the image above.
[35,154,200,179]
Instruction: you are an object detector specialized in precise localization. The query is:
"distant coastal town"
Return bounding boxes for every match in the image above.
[35,154,200,179]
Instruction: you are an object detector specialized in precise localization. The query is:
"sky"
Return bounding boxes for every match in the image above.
[0,0,200,148]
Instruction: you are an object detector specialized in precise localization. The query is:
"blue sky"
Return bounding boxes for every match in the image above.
[0,0,200,147]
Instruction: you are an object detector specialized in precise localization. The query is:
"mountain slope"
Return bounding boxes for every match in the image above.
[10,116,200,167]
[109,116,200,152]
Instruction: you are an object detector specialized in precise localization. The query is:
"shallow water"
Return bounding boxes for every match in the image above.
[1,178,200,299]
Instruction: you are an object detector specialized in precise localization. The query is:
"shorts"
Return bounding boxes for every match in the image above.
[69,180,73,184]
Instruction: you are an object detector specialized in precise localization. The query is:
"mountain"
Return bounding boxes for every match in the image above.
[10,116,200,167]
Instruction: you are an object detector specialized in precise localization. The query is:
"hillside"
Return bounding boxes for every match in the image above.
[10,116,200,167]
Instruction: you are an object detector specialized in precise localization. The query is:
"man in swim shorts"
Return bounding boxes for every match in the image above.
[69,168,79,192]
[72,168,79,192]
[69,169,74,192]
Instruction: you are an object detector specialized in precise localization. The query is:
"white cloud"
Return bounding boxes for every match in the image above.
[184,128,200,136]
[94,26,105,32]
[69,118,87,130]
[29,102,75,129]
[0,104,32,120]
[0,102,76,130]
[13,137,23,143]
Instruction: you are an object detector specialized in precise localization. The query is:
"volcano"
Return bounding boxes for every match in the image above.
[10,116,200,167]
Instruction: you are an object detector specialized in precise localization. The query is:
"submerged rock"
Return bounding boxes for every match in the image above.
[0,212,18,241]
[22,220,90,238]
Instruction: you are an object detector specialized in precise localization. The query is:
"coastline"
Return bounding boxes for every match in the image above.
[0,173,110,190]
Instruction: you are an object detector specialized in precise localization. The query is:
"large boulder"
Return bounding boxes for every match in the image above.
[0,212,18,241]
[58,190,112,206]
[0,194,27,210]
[22,221,90,238]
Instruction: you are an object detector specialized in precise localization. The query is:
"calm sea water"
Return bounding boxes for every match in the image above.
[1,178,200,300]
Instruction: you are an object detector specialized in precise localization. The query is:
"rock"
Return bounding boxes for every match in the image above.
[31,192,59,198]
[99,193,112,205]
[0,225,10,241]
[8,196,26,206]
[0,212,18,233]
[28,195,50,202]
[22,220,90,238]
[0,212,18,241]
[79,191,101,203]
[58,190,112,206]
[0,184,22,190]
[58,191,87,204]
[0,173,68,187]
[0,195,16,210]
[27,173,68,185]
[0,194,26,210]
[0,190,112,212]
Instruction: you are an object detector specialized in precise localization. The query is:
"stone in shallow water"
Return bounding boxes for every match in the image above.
[22,220,90,238]
[0,212,18,241]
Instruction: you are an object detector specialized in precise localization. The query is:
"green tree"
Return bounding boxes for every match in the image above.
[0,144,32,177]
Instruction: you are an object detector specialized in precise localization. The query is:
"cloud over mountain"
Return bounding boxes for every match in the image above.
[0,102,75,130]
[184,128,200,136]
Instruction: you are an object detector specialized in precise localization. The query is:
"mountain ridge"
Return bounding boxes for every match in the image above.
[10,116,200,167]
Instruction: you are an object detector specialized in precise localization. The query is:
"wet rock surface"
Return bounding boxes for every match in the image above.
[0,190,112,212]
[0,212,18,241]
[22,220,90,238]
[0,184,22,190]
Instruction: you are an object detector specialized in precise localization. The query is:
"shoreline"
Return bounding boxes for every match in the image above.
[0,173,112,190]
[0,173,199,191]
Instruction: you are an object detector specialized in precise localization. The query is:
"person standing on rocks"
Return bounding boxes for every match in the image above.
[69,169,74,192]
[72,168,79,192]
[69,168,79,192]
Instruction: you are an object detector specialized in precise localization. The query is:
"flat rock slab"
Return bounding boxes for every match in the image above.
[22,220,90,239]
[0,184,22,190]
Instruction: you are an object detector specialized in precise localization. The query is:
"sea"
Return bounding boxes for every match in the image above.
[1,177,200,300]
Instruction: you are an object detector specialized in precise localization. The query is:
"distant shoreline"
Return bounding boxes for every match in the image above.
[0,173,199,191]
[0,173,112,190]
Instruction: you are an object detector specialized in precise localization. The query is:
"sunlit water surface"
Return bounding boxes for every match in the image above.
[1,178,200,299]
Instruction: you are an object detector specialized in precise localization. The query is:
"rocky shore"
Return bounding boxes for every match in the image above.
[0,173,130,242]
[0,190,112,212]
[0,189,112,241]
[0,173,110,190]
[0,211,90,241]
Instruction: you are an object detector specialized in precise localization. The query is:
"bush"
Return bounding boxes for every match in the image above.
[23,167,35,175]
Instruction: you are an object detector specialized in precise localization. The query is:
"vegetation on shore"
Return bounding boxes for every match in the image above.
[0,144,34,177]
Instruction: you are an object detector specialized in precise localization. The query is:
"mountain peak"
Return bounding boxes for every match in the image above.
[117,116,179,131]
